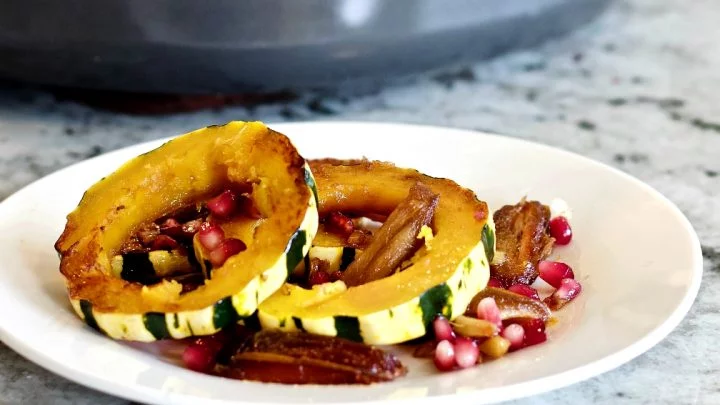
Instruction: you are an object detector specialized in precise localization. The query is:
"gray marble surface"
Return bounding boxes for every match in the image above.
[1,0,718,404]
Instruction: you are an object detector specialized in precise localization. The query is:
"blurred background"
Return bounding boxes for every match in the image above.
[0,0,610,96]
[0,0,719,403]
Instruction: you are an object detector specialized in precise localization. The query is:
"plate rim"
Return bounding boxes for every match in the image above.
[0,121,704,405]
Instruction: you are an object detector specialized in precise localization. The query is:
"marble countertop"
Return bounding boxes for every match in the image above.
[1,0,718,403]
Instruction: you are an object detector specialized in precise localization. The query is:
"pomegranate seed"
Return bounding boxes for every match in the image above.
[433,315,456,342]
[544,278,582,310]
[476,297,502,329]
[191,330,230,352]
[198,224,225,250]
[182,342,216,373]
[208,238,246,267]
[207,189,238,218]
[502,324,525,349]
[487,278,504,288]
[548,216,572,245]
[326,212,354,238]
[453,337,479,368]
[515,318,547,347]
[508,284,540,300]
[433,340,456,371]
[308,270,331,286]
[329,270,344,282]
[538,260,575,288]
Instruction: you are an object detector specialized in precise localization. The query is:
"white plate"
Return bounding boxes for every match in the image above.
[0,122,702,405]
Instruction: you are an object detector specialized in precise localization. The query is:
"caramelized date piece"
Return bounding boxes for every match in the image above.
[310,158,368,167]
[412,340,437,358]
[157,202,209,224]
[137,223,161,246]
[221,330,406,384]
[347,229,373,249]
[467,287,551,321]
[491,200,554,286]
[342,183,439,287]
[118,237,147,254]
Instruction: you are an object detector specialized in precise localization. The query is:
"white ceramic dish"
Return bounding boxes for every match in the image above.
[0,122,702,405]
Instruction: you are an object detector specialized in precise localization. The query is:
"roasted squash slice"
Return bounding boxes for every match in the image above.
[258,160,494,345]
[55,121,319,341]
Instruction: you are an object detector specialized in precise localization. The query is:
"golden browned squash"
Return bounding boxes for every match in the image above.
[258,160,495,345]
[55,121,318,341]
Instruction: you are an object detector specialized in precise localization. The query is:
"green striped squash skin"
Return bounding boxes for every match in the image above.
[258,217,495,345]
[110,250,195,284]
[69,165,319,342]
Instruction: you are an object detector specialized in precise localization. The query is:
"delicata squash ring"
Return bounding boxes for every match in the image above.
[55,121,319,341]
[258,160,495,345]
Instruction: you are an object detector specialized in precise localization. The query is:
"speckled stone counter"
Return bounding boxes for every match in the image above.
[0,0,718,403]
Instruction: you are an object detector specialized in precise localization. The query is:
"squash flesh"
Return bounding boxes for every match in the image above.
[56,121,317,316]
[258,161,493,344]
[304,161,488,314]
